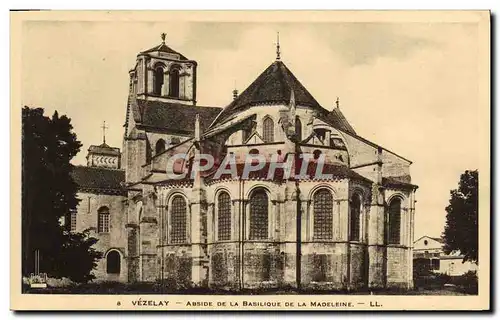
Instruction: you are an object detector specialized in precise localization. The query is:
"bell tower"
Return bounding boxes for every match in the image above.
[132,33,197,105]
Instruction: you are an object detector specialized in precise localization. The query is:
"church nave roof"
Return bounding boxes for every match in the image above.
[213,60,327,125]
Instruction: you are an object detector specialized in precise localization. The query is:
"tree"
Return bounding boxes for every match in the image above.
[54,229,103,283]
[442,170,478,264]
[22,106,102,282]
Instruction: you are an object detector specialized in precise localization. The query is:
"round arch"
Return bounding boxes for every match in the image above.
[105,249,122,274]
[213,186,234,203]
[308,184,338,201]
[245,184,273,200]
[387,193,406,205]
[164,190,189,206]
[153,61,167,69]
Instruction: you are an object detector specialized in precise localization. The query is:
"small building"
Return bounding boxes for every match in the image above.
[413,236,477,276]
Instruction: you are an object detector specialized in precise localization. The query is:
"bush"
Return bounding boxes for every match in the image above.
[453,271,478,294]
[433,273,452,287]
[414,272,451,290]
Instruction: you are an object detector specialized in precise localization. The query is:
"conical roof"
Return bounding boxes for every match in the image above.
[213,60,328,125]
[325,107,357,135]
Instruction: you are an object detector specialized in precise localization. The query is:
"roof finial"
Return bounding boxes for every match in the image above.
[276,32,281,60]
[161,32,166,44]
[101,121,109,144]
[336,97,340,109]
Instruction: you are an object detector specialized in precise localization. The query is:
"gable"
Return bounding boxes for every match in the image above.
[414,236,443,251]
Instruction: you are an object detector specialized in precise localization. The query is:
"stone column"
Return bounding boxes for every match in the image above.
[407,190,416,289]
[162,70,169,96]
[190,187,208,287]
[230,199,242,288]
[367,183,386,289]
[146,64,153,94]
[337,196,350,288]
[283,181,299,288]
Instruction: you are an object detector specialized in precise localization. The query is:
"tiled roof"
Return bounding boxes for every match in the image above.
[204,159,372,184]
[140,43,189,60]
[430,237,444,243]
[138,100,222,134]
[324,108,357,135]
[213,61,328,125]
[88,143,120,156]
[382,176,417,189]
[71,166,126,195]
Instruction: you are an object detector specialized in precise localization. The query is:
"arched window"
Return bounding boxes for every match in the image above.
[217,192,231,241]
[295,117,302,141]
[249,189,269,240]
[262,117,274,143]
[387,198,402,244]
[155,139,166,154]
[106,250,121,274]
[350,193,362,241]
[169,68,180,98]
[98,206,110,233]
[313,189,333,240]
[153,66,164,95]
[170,195,187,244]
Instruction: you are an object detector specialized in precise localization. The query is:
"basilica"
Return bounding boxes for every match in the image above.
[70,35,418,290]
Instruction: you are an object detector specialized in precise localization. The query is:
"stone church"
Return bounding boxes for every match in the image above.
[70,35,418,290]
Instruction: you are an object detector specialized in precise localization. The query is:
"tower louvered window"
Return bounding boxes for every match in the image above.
[169,68,180,98]
[313,189,333,240]
[153,66,164,95]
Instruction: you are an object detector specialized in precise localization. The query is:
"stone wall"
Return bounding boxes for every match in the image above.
[386,246,410,288]
[157,246,193,285]
[349,243,368,289]
[301,243,348,290]
[74,191,128,282]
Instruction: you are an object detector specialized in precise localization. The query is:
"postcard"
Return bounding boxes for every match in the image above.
[10,10,490,311]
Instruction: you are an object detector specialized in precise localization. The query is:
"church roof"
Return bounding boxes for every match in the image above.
[382,175,418,190]
[213,60,327,125]
[204,160,372,184]
[87,143,120,156]
[71,166,125,195]
[323,108,357,135]
[140,43,189,60]
[138,99,222,134]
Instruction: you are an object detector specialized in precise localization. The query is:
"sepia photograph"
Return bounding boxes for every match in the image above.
[10,10,490,311]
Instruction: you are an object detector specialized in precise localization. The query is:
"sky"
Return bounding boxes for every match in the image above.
[20,19,481,240]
